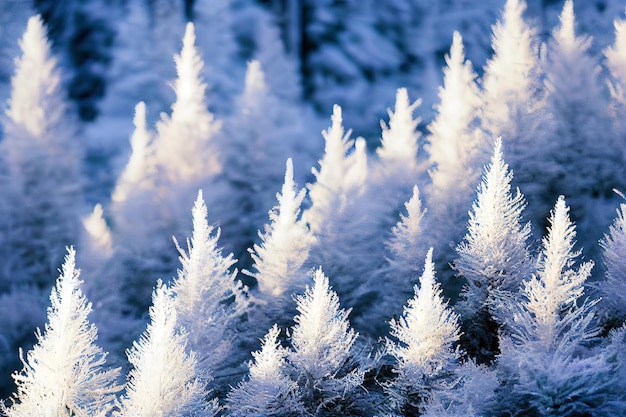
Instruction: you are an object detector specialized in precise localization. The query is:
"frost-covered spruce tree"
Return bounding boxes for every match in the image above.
[303,104,355,236]
[0,248,121,417]
[480,0,549,221]
[384,249,461,415]
[427,31,485,250]
[497,196,620,417]
[171,190,248,387]
[303,106,375,328]
[454,138,532,364]
[542,0,621,225]
[597,201,626,323]
[217,61,304,263]
[0,14,83,290]
[226,324,303,417]
[245,158,314,328]
[111,101,155,204]
[288,268,367,416]
[153,21,222,186]
[375,87,424,193]
[110,23,223,318]
[374,185,428,332]
[117,280,216,417]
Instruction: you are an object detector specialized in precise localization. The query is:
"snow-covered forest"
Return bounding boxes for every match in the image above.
[1,0,626,415]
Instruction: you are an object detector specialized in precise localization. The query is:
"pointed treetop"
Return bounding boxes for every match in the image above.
[112,101,154,202]
[555,0,576,48]
[290,268,358,380]
[244,60,268,97]
[387,247,460,378]
[82,204,113,257]
[171,22,208,123]
[377,87,421,165]
[7,14,63,138]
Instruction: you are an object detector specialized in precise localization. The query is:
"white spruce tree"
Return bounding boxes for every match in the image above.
[497,196,620,416]
[153,22,222,186]
[117,280,216,417]
[217,60,305,263]
[304,106,379,330]
[111,101,155,204]
[245,158,314,327]
[226,324,303,417]
[480,0,550,224]
[385,248,461,415]
[542,0,621,229]
[375,185,428,330]
[427,31,485,249]
[109,23,223,319]
[0,14,83,289]
[288,268,366,415]
[171,190,248,384]
[375,87,423,190]
[0,248,121,417]
[454,138,532,363]
[304,104,355,236]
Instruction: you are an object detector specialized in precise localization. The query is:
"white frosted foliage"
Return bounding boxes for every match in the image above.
[386,185,427,277]
[428,31,482,196]
[112,101,155,203]
[289,268,359,382]
[455,138,531,318]
[377,87,421,172]
[154,22,222,184]
[387,249,461,383]
[481,0,540,140]
[227,324,302,416]
[522,196,594,345]
[246,158,314,298]
[82,204,113,258]
[171,190,246,373]
[118,280,212,417]
[6,15,63,138]
[1,248,121,417]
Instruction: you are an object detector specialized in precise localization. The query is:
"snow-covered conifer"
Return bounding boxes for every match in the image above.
[289,268,366,415]
[111,101,155,203]
[376,87,423,187]
[497,196,619,416]
[385,248,461,415]
[480,0,550,221]
[227,324,303,417]
[376,185,428,324]
[153,21,222,186]
[481,0,542,143]
[171,190,247,384]
[0,248,121,417]
[245,158,314,324]
[542,0,620,217]
[454,138,532,363]
[0,14,83,289]
[427,32,485,247]
[304,104,355,235]
[217,60,304,262]
[117,280,216,417]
